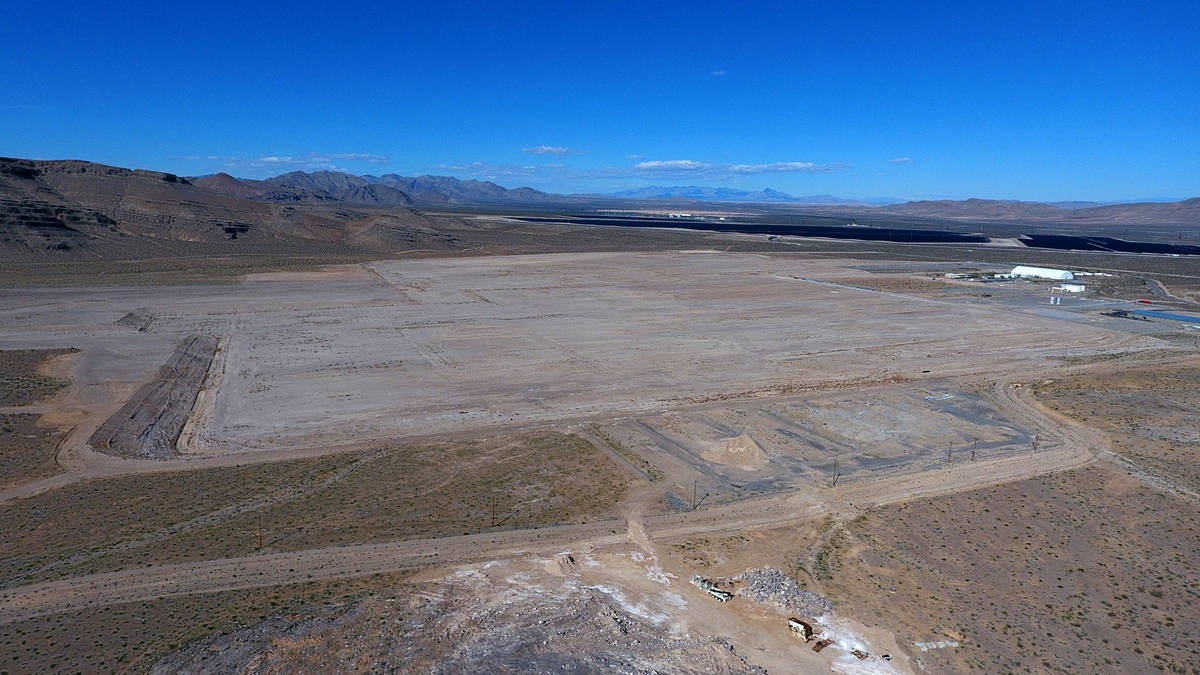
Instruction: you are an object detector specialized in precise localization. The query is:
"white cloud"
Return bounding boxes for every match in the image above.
[521,145,586,155]
[178,152,390,173]
[414,156,851,192]
[625,154,644,160]
[635,159,710,171]
[711,70,726,77]
[728,161,823,173]
[889,157,913,164]
[636,159,848,174]
[429,161,538,178]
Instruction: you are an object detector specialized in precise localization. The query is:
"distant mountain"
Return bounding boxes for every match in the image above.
[1064,197,1200,225]
[195,170,552,207]
[878,197,1200,225]
[264,171,414,206]
[365,174,552,205]
[1048,201,1103,210]
[879,198,1071,220]
[600,185,897,205]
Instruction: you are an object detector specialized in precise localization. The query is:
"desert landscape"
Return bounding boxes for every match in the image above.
[1,235,1197,673]
[3,4,1198,670]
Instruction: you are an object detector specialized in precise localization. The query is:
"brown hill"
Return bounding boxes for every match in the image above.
[878,197,1200,225]
[880,198,1069,220]
[1064,198,1200,225]
[0,158,445,260]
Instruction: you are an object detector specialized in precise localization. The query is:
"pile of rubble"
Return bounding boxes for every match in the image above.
[737,568,833,617]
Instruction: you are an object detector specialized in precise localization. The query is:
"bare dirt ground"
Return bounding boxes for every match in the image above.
[0,250,1195,673]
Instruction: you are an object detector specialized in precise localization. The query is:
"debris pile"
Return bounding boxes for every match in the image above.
[737,568,833,617]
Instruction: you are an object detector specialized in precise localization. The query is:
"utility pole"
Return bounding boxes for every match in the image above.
[693,480,697,511]
[1032,433,1039,453]
[947,443,952,464]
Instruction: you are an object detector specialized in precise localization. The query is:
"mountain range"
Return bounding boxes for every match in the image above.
[191,170,554,208]
[2,157,1197,261]
[598,186,898,205]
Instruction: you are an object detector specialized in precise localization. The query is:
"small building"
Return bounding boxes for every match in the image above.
[1010,266,1074,281]
[1054,283,1086,293]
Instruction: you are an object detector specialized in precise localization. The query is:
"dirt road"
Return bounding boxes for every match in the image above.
[0,423,1096,626]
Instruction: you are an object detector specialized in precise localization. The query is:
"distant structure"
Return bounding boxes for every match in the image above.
[1009,265,1074,280]
[1054,282,1086,293]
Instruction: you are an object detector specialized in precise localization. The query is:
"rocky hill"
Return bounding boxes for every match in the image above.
[0,158,450,260]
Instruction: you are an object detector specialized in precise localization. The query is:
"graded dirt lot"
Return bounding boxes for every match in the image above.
[0,252,1162,464]
[0,250,1195,673]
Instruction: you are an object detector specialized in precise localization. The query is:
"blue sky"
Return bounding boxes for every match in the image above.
[2,1,1197,201]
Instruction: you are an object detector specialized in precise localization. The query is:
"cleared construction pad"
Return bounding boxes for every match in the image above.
[111,252,1161,453]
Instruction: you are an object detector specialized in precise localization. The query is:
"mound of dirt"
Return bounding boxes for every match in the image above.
[703,433,768,470]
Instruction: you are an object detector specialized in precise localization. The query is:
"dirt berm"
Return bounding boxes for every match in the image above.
[89,335,218,459]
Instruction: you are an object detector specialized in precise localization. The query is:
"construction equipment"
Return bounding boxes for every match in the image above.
[691,574,733,603]
[812,638,834,652]
[787,617,815,641]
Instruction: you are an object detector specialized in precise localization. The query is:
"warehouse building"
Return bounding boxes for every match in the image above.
[1010,266,1074,280]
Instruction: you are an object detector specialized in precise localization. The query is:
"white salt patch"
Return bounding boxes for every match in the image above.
[584,584,669,625]
[816,615,904,675]
[914,640,959,652]
[646,565,676,585]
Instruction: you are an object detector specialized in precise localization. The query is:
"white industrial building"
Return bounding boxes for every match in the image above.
[1010,266,1074,280]
[1054,283,1086,293]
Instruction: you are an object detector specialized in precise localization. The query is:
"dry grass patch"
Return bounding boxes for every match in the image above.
[3,432,629,583]
[0,572,414,674]
[0,348,75,407]
[0,413,66,488]
[122,431,630,564]
[839,276,953,293]
[820,464,1198,673]
[1033,366,1200,495]
[1,454,356,585]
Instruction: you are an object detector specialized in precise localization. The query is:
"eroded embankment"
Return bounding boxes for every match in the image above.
[88,335,218,459]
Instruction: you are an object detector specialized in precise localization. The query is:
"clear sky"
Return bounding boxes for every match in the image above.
[2,1,1197,201]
